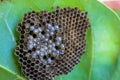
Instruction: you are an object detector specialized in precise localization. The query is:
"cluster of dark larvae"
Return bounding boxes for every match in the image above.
[15,7,90,80]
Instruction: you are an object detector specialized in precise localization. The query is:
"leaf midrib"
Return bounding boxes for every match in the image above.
[0,3,15,42]
[0,65,25,80]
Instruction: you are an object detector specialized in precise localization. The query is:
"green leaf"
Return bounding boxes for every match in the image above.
[114,9,120,18]
[0,0,120,80]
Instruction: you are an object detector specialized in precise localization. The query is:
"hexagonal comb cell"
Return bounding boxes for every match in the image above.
[15,7,90,80]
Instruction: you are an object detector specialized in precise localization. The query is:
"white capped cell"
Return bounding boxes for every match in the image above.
[52,47,56,52]
[40,52,44,57]
[37,41,40,44]
[32,53,37,58]
[41,35,45,39]
[43,60,47,65]
[44,42,48,46]
[37,45,41,49]
[29,42,33,46]
[45,38,49,42]
[42,18,46,22]
[33,43,36,47]
[46,65,49,68]
[61,44,65,49]
[38,27,42,32]
[44,46,48,50]
[50,32,54,36]
[56,36,62,42]
[38,33,41,37]
[51,27,55,31]
[52,43,55,47]
[60,50,64,54]
[47,23,52,28]
[48,40,52,44]
[25,54,30,58]
[28,44,33,49]
[55,50,60,55]
[56,42,60,46]
[33,38,37,42]
[30,26,35,30]
[40,48,45,52]
[48,49,52,53]
[45,33,50,38]
[36,50,40,54]
[34,29,39,33]
[25,23,30,28]
[48,44,52,48]
[40,44,44,48]
[37,37,40,40]
[29,40,33,44]
[45,29,50,33]
[44,52,48,55]
[29,35,33,40]
[54,25,59,30]
[48,58,52,63]
[53,50,60,56]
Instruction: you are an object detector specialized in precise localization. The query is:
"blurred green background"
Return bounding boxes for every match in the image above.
[0,0,120,80]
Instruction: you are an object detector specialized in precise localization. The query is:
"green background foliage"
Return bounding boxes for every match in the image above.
[0,0,120,80]
[115,9,120,17]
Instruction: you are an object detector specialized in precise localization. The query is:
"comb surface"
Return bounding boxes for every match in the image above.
[15,7,90,80]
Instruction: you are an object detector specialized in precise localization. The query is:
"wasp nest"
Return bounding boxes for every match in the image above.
[15,7,90,80]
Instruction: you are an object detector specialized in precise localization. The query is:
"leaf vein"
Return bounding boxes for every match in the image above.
[88,30,94,80]
[4,19,15,42]
[30,0,41,10]
[2,4,15,42]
